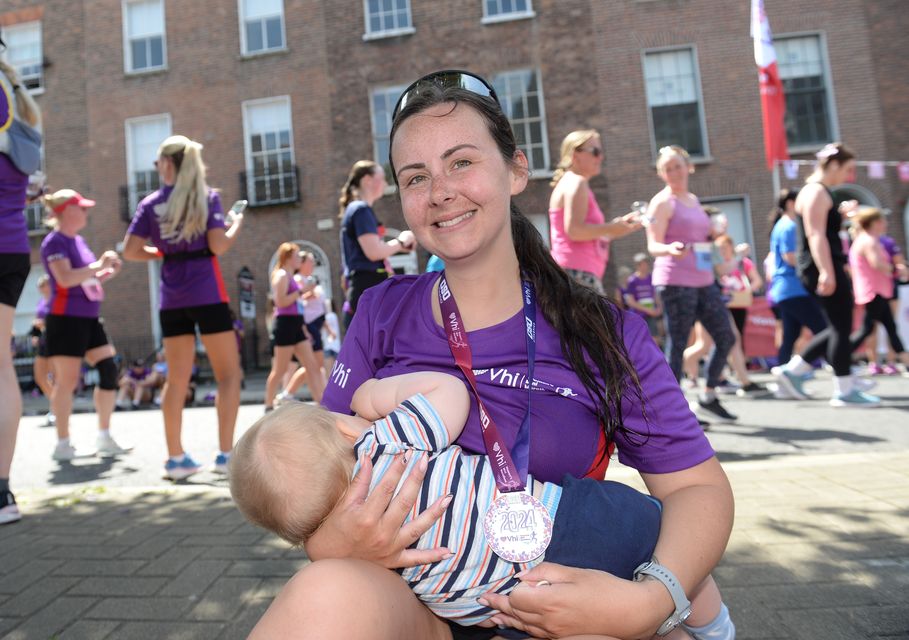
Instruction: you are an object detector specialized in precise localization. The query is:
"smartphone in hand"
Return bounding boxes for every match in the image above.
[230,200,249,214]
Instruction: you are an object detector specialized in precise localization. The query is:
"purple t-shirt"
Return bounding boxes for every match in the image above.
[323,274,714,483]
[35,296,50,320]
[40,231,101,318]
[0,154,30,254]
[624,273,656,318]
[127,186,229,310]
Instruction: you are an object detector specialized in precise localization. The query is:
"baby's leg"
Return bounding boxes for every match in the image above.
[682,574,735,640]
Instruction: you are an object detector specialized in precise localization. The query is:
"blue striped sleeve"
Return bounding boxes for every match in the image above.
[372,393,451,453]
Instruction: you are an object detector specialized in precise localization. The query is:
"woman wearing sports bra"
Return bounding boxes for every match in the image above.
[548,129,641,294]
[265,242,324,410]
[646,145,737,423]
[122,134,245,480]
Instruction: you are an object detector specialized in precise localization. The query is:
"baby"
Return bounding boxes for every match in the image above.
[230,372,733,639]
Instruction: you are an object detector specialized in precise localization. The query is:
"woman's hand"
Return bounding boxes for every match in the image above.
[667,241,688,258]
[397,230,416,252]
[304,453,453,569]
[816,269,835,296]
[479,563,671,639]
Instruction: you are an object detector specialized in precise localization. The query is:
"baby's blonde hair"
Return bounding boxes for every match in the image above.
[229,403,354,546]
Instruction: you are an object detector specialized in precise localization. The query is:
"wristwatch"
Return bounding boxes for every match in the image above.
[633,559,692,636]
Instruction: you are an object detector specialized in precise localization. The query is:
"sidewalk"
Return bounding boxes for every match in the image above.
[2,450,907,639]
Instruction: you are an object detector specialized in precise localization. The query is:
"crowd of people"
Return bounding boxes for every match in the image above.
[2,58,907,639]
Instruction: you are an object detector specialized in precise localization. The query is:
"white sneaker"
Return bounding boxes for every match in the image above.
[44,412,56,426]
[96,433,133,457]
[274,391,293,407]
[852,377,877,392]
[52,441,78,461]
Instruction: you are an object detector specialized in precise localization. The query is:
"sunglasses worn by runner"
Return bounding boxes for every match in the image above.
[392,70,500,121]
[578,146,603,158]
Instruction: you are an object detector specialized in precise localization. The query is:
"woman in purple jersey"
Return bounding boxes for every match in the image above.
[0,47,41,525]
[39,189,131,462]
[122,135,245,480]
[251,71,734,640]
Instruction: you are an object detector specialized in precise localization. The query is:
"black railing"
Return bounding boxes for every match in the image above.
[239,164,300,207]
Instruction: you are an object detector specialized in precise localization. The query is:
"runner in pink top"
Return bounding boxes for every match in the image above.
[548,130,640,294]
[847,208,909,370]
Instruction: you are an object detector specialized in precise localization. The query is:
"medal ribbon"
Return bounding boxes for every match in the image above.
[438,273,536,493]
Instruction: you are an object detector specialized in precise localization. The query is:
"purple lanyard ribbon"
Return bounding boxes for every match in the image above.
[438,273,536,493]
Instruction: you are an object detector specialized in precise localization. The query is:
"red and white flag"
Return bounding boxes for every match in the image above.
[751,0,789,169]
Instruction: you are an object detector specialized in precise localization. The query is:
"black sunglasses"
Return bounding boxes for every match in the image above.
[578,146,603,158]
[392,70,499,121]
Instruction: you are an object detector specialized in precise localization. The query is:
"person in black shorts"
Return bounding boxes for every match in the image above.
[40,189,132,461]
[122,134,245,480]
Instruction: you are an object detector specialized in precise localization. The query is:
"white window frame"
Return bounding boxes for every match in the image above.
[774,31,840,154]
[241,95,297,206]
[124,113,172,215]
[2,21,44,94]
[492,68,551,175]
[238,0,287,57]
[121,0,168,75]
[368,83,407,176]
[700,195,755,251]
[641,45,711,162]
[362,0,416,41]
[481,0,535,25]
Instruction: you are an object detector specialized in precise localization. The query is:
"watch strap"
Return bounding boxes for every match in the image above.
[633,560,692,636]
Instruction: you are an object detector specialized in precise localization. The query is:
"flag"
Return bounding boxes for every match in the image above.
[899,162,909,183]
[783,160,799,180]
[751,0,789,169]
[867,161,885,180]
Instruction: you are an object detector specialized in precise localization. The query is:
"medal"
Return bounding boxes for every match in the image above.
[440,273,550,561]
[483,492,553,563]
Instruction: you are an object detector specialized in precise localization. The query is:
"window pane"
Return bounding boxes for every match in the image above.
[777,36,831,146]
[652,103,704,157]
[246,20,264,52]
[127,0,164,38]
[369,0,380,12]
[492,69,548,170]
[149,37,164,67]
[243,0,282,20]
[266,16,284,48]
[131,39,148,70]
[370,16,381,32]
[487,0,497,15]
[279,130,290,148]
[503,0,514,13]
[251,134,262,153]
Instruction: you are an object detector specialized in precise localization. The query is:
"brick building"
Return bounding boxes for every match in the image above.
[3,0,907,365]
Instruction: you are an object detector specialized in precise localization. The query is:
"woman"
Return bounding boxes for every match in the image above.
[548,130,641,294]
[338,160,414,327]
[122,134,244,480]
[767,189,827,369]
[39,189,130,461]
[251,70,733,640]
[646,145,737,423]
[847,208,909,372]
[772,143,878,406]
[0,51,41,524]
[265,243,324,410]
[30,274,56,424]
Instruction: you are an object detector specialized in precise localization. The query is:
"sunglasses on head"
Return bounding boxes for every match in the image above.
[392,70,499,121]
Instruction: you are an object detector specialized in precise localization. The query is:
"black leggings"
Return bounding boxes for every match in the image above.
[850,294,904,355]
[798,269,854,376]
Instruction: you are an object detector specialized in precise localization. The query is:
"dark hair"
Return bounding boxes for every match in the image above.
[814,142,855,172]
[767,188,798,235]
[338,160,379,218]
[388,83,647,442]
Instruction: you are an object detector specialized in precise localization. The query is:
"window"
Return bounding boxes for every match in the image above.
[369,84,406,173]
[239,0,285,55]
[492,69,550,173]
[776,35,836,148]
[124,114,171,218]
[123,0,166,73]
[483,0,534,23]
[701,197,754,250]
[242,97,298,206]
[3,22,43,92]
[643,47,708,158]
[363,0,414,39]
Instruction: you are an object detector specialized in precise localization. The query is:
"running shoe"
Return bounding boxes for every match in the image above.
[163,454,202,481]
[882,364,900,376]
[0,490,21,525]
[52,441,78,461]
[43,412,56,427]
[853,377,877,392]
[213,453,231,475]
[867,362,885,376]
[96,433,133,457]
[772,367,809,400]
[830,390,881,407]
[697,397,737,422]
[274,391,293,407]
[736,382,769,397]
[715,379,740,394]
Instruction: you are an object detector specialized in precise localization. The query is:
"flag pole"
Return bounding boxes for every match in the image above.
[772,159,781,200]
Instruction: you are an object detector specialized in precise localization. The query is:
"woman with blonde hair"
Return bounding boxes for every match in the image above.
[265,243,324,410]
[122,134,245,480]
[338,160,414,328]
[0,42,43,524]
[548,130,641,294]
[39,189,131,462]
[646,145,737,423]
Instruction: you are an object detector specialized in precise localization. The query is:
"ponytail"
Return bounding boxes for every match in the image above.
[157,135,210,243]
[338,160,378,218]
[0,61,40,128]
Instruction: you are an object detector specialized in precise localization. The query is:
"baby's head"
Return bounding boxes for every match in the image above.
[229,403,355,546]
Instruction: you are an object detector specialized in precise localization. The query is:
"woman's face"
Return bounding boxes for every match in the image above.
[830,159,856,185]
[60,204,89,232]
[298,255,315,276]
[391,103,528,264]
[572,136,603,178]
[784,198,797,214]
[658,155,690,190]
[156,155,177,186]
[361,167,388,202]
[286,251,302,272]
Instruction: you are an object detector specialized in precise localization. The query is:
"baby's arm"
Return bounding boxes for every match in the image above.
[351,372,469,442]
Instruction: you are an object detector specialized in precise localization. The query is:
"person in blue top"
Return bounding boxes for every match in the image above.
[767,189,826,370]
[338,160,414,328]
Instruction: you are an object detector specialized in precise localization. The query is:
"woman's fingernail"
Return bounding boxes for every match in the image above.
[477,597,489,607]
[444,550,455,559]
[441,494,453,508]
